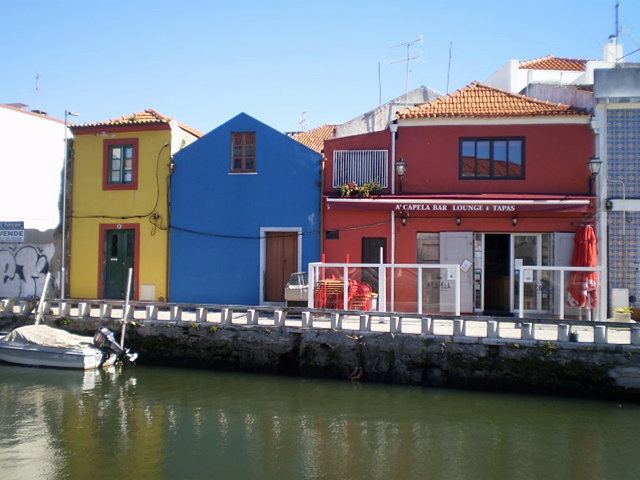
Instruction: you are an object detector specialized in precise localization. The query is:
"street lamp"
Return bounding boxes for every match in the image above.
[61,110,79,299]
[588,156,602,194]
[395,157,407,193]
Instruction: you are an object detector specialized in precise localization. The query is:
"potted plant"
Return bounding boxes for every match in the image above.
[614,307,633,322]
[337,181,384,198]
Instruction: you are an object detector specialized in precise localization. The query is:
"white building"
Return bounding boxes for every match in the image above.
[485,38,623,96]
[0,103,70,298]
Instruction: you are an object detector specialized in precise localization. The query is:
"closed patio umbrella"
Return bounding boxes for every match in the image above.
[567,225,598,309]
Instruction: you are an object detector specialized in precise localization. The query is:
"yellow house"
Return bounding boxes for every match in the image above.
[68,109,201,301]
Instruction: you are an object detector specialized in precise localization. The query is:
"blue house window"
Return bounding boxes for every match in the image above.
[231,132,256,173]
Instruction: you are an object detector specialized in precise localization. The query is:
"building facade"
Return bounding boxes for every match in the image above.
[323,83,596,316]
[594,66,640,315]
[170,113,322,305]
[0,104,70,298]
[68,109,200,301]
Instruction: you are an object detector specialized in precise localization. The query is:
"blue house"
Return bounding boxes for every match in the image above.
[170,113,322,305]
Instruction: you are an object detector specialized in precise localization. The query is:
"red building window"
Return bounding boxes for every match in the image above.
[103,138,139,190]
[460,138,524,179]
[231,132,256,173]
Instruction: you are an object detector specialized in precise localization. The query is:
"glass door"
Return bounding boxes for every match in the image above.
[512,234,551,315]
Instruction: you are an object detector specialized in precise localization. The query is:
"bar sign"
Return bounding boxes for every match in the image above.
[0,221,24,243]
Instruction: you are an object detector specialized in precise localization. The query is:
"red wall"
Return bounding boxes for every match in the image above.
[323,121,595,262]
[395,123,594,194]
[323,130,391,193]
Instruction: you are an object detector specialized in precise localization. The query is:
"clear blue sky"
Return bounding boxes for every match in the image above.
[3,0,638,134]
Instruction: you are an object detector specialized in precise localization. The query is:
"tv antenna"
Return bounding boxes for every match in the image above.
[34,72,41,112]
[446,41,453,94]
[390,35,423,102]
[615,0,620,41]
[298,111,309,132]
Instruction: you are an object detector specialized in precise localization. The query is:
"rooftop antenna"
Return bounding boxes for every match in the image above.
[378,61,382,106]
[34,72,41,112]
[615,0,620,41]
[390,35,423,104]
[298,111,308,132]
[446,41,453,94]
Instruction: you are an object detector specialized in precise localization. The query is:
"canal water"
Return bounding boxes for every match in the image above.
[1,363,639,480]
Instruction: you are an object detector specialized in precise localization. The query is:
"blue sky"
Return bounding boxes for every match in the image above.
[3,0,639,134]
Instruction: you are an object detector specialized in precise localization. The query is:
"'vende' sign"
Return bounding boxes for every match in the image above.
[0,221,24,243]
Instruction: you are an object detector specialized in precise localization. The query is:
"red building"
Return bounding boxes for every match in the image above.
[322,82,596,316]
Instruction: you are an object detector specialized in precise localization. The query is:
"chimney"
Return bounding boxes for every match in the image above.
[604,35,624,64]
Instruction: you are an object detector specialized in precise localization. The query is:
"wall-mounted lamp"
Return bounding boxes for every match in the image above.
[395,157,407,193]
[588,156,602,175]
[588,156,602,193]
[400,211,409,226]
[456,217,462,226]
[512,217,518,226]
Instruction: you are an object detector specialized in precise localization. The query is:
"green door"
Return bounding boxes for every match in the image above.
[104,229,135,299]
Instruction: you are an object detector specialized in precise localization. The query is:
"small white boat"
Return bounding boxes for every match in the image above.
[0,324,136,370]
[0,272,138,370]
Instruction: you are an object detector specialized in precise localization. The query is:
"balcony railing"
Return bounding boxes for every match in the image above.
[332,150,388,188]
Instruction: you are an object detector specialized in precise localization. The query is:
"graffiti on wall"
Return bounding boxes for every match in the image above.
[0,244,54,298]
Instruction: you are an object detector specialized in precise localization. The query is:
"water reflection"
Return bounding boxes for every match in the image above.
[1,364,640,479]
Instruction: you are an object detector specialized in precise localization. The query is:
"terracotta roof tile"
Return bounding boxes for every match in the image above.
[519,55,588,71]
[75,108,203,137]
[289,124,336,153]
[396,82,589,119]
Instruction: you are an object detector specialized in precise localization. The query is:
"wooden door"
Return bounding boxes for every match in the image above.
[104,229,135,299]
[362,237,386,292]
[265,232,298,302]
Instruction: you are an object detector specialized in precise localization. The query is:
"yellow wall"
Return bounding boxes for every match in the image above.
[69,128,172,300]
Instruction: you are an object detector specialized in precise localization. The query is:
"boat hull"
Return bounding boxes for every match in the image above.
[0,338,116,370]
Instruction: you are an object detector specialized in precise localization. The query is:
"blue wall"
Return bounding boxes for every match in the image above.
[170,113,322,304]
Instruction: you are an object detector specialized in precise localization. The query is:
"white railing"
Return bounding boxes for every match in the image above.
[332,150,388,188]
[518,266,604,320]
[308,262,461,316]
[2,297,639,346]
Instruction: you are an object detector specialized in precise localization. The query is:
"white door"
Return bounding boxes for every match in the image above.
[440,231,474,313]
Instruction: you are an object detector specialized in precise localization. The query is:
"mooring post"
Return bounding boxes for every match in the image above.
[274,310,286,327]
[170,306,182,322]
[99,303,112,320]
[146,305,158,321]
[558,324,570,342]
[594,325,608,344]
[1,298,14,312]
[247,309,258,325]
[331,313,341,330]
[390,316,400,333]
[454,319,465,336]
[60,301,71,317]
[78,302,90,318]
[359,314,371,331]
[487,320,499,338]
[521,322,534,340]
[421,317,432,335]
[301,311,311,328]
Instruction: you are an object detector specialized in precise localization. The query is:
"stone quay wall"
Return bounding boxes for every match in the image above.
[2,298,640,400]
